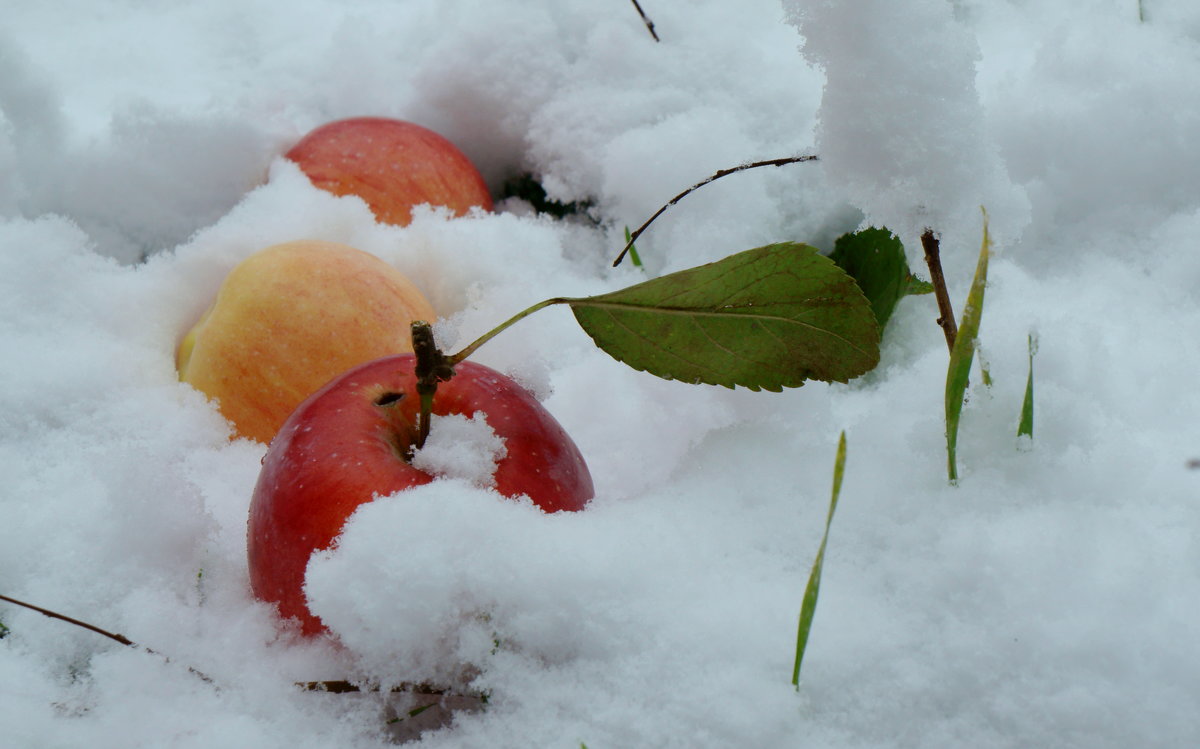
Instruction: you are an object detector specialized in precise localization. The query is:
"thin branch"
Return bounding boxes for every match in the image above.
[0,592,484,700]
[611,155,819,267]
[630,0,660,42]
[299,680,486,700]
[920,229,957,352]
[1,593,134,646]
[0,592,214,685]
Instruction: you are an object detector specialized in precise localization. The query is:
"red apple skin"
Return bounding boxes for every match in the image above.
[284,117,493,226]
[247,354,593,635]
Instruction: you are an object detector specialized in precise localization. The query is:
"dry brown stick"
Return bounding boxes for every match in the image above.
[1,592,482,699]
[1,592,136,647]
[630,0,660,42]
[0,592,216,685]
[612,155,819,267]
[921,228,957,352]
[299,680,485,699]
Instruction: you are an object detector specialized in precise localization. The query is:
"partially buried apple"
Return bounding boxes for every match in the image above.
[177,239,436,444]
[247,353,593,635]
[285,117,493,226]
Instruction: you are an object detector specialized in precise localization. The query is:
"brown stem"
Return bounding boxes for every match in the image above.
[0,592,215,685]
[612,155,819,267]
[630,0,660,41]
[1,592,483,700]
[921,228,958,352]
[299,680,486,700]
[410,321,457,449]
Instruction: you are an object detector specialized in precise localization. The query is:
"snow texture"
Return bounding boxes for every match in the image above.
[409,413,508,489]
[2,1,1199,747]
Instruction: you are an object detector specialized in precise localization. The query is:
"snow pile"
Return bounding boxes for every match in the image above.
[785,0,1030,255]
[2,1,1200,748]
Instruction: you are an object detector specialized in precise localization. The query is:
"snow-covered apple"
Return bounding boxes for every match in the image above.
[177,239,436,443]
[285,117,493,226]
[247,353,593,635]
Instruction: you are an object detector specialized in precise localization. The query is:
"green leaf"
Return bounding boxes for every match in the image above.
[829,227,932,331]
[907,276,935,295]
[569,243,880,391]
[792,431,847,689]
[1018,333,1037,441]
[945,212,992,484]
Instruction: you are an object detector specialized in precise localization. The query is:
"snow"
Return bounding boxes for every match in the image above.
[409,414,508,488]
[2,1,1199,747]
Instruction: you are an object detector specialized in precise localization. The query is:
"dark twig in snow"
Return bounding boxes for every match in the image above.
[0,592,215,685]
[631,0,660,42]
[299,680,486,700]
[921,228,958,352]
[0,591,484,700]
[612,155,819,267]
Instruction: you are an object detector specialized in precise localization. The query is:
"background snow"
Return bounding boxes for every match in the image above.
[2,1,1199,747]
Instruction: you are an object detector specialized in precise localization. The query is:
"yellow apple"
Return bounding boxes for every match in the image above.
[177,239,436,443]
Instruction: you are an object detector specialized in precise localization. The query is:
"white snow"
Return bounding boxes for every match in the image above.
[3,1,1199,747]
[409,413,508,488]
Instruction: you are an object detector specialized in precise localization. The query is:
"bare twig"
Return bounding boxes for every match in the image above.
[920,228,958,352]
[612,155,819,267]
[300,680,486,700]
[1,593,134,646]
[630,0,660,42]
[0,592,215,685]
[0,591,483,700]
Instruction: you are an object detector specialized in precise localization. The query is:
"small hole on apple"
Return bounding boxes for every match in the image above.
[375,391,405,407]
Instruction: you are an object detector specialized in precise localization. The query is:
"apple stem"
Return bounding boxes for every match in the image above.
[410,297,576,448]
[446,297,570,366]
[410,321,457,449]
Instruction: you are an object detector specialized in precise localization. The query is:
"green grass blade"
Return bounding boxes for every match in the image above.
[792,431,847,689]
[945,211,992,484]
[1018,333,1037,440]
[624,226,644,269]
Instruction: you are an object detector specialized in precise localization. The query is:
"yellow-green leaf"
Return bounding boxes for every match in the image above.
[945,213,992,483]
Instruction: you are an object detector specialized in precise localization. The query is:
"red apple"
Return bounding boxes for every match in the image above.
[247,354,593,635]
[284,117,493,226]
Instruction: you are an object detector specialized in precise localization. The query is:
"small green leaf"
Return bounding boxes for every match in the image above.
[792,431,847,688]
[829,227,932,331]
[946,211,992,484]
[570,243,880,391]
[907,276,935,295]
[1018,333,1037,441]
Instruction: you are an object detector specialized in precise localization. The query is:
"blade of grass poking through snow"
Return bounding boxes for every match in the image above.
[792,431,847,688]
[1018,333,1037,441]
[572,243,880,390]
[624,226,644,268]
[945,211,992,484]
